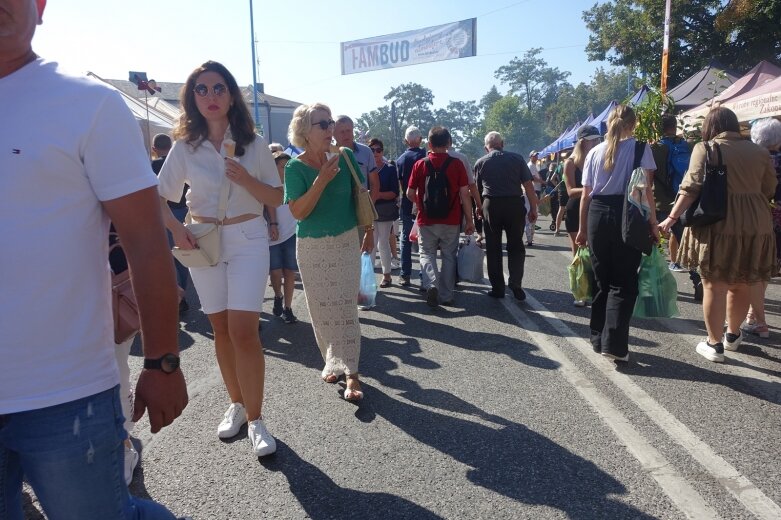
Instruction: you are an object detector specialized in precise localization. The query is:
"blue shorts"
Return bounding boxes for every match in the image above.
[270,234,298,271]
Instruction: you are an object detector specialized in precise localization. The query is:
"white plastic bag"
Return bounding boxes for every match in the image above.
[457,236,485,283]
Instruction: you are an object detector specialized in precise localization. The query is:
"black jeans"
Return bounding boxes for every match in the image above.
[588,195,642,357]
[482,196,526,293]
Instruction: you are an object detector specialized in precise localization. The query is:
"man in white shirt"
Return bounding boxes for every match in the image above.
[0,2,187,518]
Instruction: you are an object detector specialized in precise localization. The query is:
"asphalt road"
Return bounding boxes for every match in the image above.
[24,217,781,519]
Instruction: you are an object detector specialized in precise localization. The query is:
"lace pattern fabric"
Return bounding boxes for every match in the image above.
[297,228,362,376]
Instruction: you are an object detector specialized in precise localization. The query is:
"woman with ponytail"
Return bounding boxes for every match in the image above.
[576,105,659,362]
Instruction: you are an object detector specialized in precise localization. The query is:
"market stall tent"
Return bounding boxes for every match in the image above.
[667,63,739,111]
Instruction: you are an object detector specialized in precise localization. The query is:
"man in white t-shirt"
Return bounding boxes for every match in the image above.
[0,2,187,518]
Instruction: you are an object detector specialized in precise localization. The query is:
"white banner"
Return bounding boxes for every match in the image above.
[341,19,477,75]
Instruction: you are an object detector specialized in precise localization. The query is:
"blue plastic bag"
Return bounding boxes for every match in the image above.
[358,252,377,309]
[633,247,679,318]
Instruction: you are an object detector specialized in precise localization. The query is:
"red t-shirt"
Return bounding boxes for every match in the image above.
[408,152,468,226]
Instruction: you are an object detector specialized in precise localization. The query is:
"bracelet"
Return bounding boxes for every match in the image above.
[668,215,678,221]
[268,222,278,226]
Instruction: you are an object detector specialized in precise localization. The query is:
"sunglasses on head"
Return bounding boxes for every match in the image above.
[371,147,383,153]
[311,119,335,130]
[193,83,228,97]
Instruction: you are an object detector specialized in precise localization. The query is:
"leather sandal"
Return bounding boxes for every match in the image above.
[322,373,338,384]
[343,377,363,401]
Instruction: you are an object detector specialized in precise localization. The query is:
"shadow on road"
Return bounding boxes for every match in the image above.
[261,440,444,520]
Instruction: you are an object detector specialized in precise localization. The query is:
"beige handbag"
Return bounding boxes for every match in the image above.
[172,178,230,268]
[340,148,378,227]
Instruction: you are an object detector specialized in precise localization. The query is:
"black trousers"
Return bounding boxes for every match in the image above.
[587,195,642,357]
[482,196,526,293]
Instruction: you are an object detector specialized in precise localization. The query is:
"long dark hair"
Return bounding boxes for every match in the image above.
[701,107,740,141]
[174,60,256,156]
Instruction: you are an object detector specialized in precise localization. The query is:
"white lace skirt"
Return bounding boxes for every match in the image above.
[297,228,362,376]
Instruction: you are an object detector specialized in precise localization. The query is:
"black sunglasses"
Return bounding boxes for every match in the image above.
[371,147,383,153]
[193,83,228,97]
[312,119,335,130]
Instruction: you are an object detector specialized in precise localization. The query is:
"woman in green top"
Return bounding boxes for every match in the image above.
[284,103,371,401]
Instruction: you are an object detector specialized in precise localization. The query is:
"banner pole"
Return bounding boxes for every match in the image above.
[660,0,672,96]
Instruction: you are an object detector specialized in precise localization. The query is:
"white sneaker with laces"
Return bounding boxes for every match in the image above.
[248,418,277,457]
[124,444,139,486]
[217,402,247,439]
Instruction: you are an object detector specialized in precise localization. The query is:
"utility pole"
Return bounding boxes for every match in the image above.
[249,0,261,130]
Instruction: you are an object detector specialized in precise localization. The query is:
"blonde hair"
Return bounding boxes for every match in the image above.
[569,138,590,170]
[287,102,332,149]
[604,105,636,172]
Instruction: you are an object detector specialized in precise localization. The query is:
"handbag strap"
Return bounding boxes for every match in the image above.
[340,147,364,191]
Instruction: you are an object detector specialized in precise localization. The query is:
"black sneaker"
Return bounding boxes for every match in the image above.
[282,307,298,324]
[426,286,439,308]
[272,295,283,317]
[512,288,526,301]
[693,281,703,302]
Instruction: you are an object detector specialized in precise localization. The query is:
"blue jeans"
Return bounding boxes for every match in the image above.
[0,386,176,520]
[169,206,190,291]
[399,204,414,278]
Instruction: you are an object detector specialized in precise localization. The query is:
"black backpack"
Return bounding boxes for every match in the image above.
[422,157,454,219]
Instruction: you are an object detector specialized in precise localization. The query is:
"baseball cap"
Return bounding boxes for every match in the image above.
[529,150,538,157]
[577,125,601,141]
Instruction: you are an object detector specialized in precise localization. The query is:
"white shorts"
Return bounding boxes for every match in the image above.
[189,217,269,314]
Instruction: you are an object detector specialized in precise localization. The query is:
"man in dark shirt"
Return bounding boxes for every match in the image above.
[473,131,538,300]
[395,125,427,286]
[152,133,190,311]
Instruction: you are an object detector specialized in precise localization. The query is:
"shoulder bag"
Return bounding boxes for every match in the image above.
[679,142,727,227]
[172,178,230,268]
[622,141,653,255]
[110,237,140,344]
[341,147,378,227]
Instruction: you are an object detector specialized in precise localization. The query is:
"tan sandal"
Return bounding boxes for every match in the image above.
[343,376,363,401]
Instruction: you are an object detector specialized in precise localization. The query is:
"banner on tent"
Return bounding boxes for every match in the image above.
[341,19,476,75]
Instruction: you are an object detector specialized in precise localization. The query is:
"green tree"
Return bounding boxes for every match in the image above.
[483,95,543,155]
[583,0,781,87]
[479,85,503,115]
[494,48,571,114]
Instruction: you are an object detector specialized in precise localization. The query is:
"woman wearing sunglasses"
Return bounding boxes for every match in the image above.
[369,138,400,288]
[284,103,371,401]
[157,61,282,457]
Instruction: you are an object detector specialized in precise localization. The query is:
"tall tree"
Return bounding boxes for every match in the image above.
[433,100,481,148]
[494,48,571,114]
[583,0,781,87]
[479,85,503,115]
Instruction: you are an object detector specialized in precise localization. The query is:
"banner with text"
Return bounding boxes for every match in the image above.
[341,19,477,75]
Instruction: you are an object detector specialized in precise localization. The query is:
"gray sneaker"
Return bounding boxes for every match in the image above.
[282,307,297,324]
[248,419,277,457]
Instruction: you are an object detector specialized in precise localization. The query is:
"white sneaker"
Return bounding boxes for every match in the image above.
[573,300,587,307]
[124,444,139,486]
[696,340,725,362]
[248,419,277,457]
[723,331,743,352]
[391,258,400,270]
[601,352,629,362]
[217,402,247,439]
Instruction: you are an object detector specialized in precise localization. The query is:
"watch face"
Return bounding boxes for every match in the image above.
[160,354,180,374]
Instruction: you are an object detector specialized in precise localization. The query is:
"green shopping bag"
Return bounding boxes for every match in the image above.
[538,194,551,217]
[633,247,679,318]
[568,247,592,302]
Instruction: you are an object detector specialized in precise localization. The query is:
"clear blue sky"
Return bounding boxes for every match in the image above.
[32,0,616,120]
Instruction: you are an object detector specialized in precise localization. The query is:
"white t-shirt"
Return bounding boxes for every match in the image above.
[448,149,475,184]
[527,161,542,191]
[269,204,296,246]
[158,135,281,223]
[0,59,158,414]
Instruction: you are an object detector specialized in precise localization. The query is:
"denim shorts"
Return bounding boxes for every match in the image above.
[269,234,298,271]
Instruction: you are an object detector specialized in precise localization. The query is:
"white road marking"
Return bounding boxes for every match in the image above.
[500,296,720,519]
[493,239,781,519]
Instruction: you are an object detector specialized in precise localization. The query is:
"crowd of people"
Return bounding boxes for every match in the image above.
[2,2,779,518]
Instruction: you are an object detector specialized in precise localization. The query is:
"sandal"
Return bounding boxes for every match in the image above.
[380,278,392,288]
[343,376,363,401]
[322,373,338,384]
